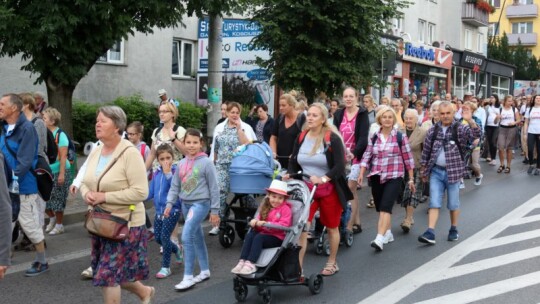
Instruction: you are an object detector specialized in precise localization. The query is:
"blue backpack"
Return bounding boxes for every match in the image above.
[54,128,76,165]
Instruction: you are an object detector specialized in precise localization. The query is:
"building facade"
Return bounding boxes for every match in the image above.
[0,15,200,104]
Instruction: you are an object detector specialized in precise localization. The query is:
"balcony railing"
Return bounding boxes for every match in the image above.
[507,33,538,46]
[506,4,538,18]
[462,3,489,27]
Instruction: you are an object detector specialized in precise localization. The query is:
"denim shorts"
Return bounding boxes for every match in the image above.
[429,166,460,210]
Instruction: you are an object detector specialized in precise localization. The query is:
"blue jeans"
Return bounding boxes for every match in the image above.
[181,200,211,276]
[154,212,180,268]
[429,166,460,210]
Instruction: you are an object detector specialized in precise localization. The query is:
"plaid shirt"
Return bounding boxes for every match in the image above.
[421,121,482,183]
[360,129,415,184]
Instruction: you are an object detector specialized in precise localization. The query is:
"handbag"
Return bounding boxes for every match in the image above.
[3,135,53,201]
[84,146,134,242]
[306,181,335,200]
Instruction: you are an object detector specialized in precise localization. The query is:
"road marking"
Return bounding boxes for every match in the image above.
[6,248,90,275]
[358,193,540,304]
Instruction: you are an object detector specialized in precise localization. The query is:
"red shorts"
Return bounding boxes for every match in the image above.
[308,189,343,229]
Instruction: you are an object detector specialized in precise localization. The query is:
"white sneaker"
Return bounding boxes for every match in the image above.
[193,272,210,283]
[383,231,394,244]
[474,174,484,186]
[45,218,56,233]
[370,236,384,251]
[81,266,93,279]
[49,225,64,235]
[208,226,220,236]
[459,180,465,190]
[174,278,196,291]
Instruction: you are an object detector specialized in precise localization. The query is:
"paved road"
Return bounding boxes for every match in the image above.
[3,160,540,304]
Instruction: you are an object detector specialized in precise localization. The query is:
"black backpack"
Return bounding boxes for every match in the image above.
[32,117,58,164]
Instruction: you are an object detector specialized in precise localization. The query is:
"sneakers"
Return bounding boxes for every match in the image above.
[459,180,465,189]
[448,228,459,242]
[370,236,384,251]
[155,267,172,279]
[418,230,436,245]
[193,272,210,283]
[81,266,93,279]
[527,166,534,174]
[238,261,257,275]
[474,174,483,186]
[366,199,375,208]
[489,160,497,166]
[160,246,163,254]
[208,226,220,236]
[231,260,245,274]
[45,218,56,233]
[383,231,394,244]
[174,244,183,264]
[174,278,196,291]
[25,261,49,277]
[49,225,64,235]
[535,169,540,176]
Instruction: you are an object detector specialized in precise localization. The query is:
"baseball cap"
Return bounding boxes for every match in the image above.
[158,89,167,97]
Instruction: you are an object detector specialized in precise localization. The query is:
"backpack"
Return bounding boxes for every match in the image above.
[153,124,180,140]
[140,142,147,159]
[279,113,305,131]
[429,122,464,162]
[371,131,404,151]
[54,129,76,165]
[31,117,58,164]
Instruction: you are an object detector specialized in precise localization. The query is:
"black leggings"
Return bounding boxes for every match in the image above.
[369,175,403,214]
[527,133,540,168]
[485,126,498,160]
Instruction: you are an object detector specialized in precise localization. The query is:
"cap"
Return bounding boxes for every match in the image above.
[265,180,289,197]
[464,91,473,96]
[158,89,167,97]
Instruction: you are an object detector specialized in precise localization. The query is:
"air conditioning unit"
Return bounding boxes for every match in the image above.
[432,40,446,48]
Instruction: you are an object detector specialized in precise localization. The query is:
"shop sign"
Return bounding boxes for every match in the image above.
[401,41,453,69]
[460,50,486,72]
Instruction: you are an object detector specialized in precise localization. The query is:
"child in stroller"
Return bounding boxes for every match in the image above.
[231,180,292,275]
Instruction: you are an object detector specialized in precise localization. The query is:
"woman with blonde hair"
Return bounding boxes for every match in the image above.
[495,95,520,173]
[285,103,352,276]
[358,106,415,251]
[270,93,306,168]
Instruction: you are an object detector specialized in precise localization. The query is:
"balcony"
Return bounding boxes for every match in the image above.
[507,33,538,46]
[506,4,538,18]
[462,3,488,27]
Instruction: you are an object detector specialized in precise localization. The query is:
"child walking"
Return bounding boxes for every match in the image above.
[231,180,292,275]
[166,129,220,291]
[147,144,183,279]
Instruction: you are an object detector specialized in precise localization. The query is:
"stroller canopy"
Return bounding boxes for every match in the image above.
[230,142,275,177]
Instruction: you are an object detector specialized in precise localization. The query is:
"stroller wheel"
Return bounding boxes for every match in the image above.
[233,278,248,302]
[308,274,324,295]
[314,237,324,255]
[260,288,272,304]
[345,230,354,247]
[219,225,235,248]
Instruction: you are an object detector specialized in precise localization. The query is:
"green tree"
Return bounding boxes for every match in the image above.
[487,36,501,60]
[527,55,540,80]
[499,33,512,63]
[513,40,530,80]
[250,0,408,101]
[0,1,186,136]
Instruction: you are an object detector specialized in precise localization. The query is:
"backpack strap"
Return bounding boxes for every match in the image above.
[396,131,403,150]
[323,130,332,152]
[31,117,38,124]
[451,123,464,161]
[140,143,146,159]
[297,130,309,145]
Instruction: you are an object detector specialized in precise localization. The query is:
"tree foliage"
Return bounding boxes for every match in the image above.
[488,33,540,80]
[513,40,530,80]
[250,0,408,101]
[0,0,186,136]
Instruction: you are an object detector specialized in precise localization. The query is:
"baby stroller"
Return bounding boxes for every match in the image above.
[233,177,323,304]
[310,202,353,256]
[219,141,280,248]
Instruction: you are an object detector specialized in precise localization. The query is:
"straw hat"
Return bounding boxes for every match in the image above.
[265,180,289,197]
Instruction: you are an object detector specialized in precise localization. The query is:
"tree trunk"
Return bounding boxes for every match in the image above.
[45,77,75,138]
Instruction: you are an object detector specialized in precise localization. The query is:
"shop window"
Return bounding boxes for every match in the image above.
[418,19,426,43]
[172,39,194,77]
[491,75,510,97]
[98,40,124,64]
[512,22,533,34]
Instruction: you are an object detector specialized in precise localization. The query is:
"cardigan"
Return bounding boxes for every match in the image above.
[333,107,370,161]
[288,131,353,209]
[404,126,427,168]
[80,139,149,227]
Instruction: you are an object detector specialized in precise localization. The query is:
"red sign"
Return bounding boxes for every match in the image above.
[434,48,453,69]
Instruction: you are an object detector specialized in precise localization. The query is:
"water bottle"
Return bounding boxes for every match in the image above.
[9,171,19,194]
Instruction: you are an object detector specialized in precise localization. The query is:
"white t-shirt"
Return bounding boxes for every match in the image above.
[525,107,540,134]
[486,106,499,127]
[499,107,517,127]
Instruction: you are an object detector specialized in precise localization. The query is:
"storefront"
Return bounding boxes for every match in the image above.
[452,49,515,99]
[395,41,453,103]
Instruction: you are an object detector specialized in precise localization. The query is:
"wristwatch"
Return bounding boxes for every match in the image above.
[321,177,328,183]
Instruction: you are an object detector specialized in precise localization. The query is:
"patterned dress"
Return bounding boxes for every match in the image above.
[214,125,241,212]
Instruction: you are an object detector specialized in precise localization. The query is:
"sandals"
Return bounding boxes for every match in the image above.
[497,166,505,173]
[352,224,362,234]
[320,262,339,276]
[504,167,511,174]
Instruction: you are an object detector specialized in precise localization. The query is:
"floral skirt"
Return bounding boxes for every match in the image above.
[46,171,71,212]
[91,226,149,287]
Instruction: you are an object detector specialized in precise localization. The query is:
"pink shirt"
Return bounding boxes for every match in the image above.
[340,111,358,163]
[256,202,292,240]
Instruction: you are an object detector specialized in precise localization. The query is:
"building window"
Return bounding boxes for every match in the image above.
[172,40,194,77]
[98,40,124,64]
[516,0,533,4]
[491,75,510,97]
[392,18,403,34]
[512,22,533,34]
[477,33,484,53]
[428,23,436,44]
[418,19,426,43]
[489,0,501,7]
[488,23,500,36]
[465,29,473,50]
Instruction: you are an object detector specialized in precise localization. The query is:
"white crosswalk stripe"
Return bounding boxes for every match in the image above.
[358,193,540,304]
